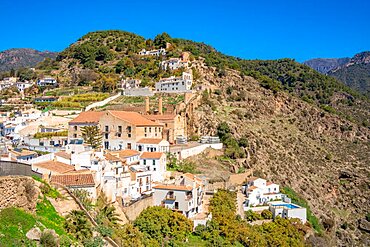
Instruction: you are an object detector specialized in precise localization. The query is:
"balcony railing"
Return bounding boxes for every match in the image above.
[165,195,176,201]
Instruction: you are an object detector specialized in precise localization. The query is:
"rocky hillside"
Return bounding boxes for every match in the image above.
[303,58,349,74]
[0,48,57,72]
[328,52,370,96]
[187,61,370,246]
[304,51,370,96]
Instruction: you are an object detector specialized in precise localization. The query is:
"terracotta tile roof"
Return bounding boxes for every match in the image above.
[184,173,202,183]
[146,114,176,121]
[153,184,193,191]
[51,173,95,187]
[247,185,258,191]
[104,153,122,162]
[110,149,140,158]
[266,182,275,186]
[69,111,105,124]
[33,161,75,174]
[11,149,37,157]
[55,151,71,160]
[107,111,163,126]
[140,152,164,159]
[66,169,92,174]
[137,138,163,144]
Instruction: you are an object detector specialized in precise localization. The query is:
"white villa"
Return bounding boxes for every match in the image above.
[242,177,281,206]
[139,48,166,56]
[37,77,57,87]
[155,72,193,93]
[242,177,307,223]
[160,52,190,71]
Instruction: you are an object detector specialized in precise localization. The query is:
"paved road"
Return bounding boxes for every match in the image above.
[85,93,121,111]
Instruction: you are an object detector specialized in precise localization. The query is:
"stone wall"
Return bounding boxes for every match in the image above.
[121,195,153,222]
[0,176,39,212]
[0,161,41,177]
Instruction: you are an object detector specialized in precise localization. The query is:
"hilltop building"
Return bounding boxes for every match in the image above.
[37,77,57,87]
[160,52,190,71]
[139,48,166,56]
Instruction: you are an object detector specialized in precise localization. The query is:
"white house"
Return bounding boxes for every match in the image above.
[139,48,166,56]
[118,78,141,90]
[136,138,170,153]
[140,152,166,182]
[242,177,282,207]
[269,202,307,223]
[16,81,33,92]
[160,52,190,71]
[155,72,193,93]
[37,77,57,87]
[153,173,205,218]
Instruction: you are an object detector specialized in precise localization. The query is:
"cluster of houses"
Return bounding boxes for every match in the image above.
[0,76,57,93]
[0,77,33,92]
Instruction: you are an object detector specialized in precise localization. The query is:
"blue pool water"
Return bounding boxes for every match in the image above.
[273,203,299,209]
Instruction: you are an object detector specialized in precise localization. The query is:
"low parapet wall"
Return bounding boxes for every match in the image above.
[0,161,41,177]
[121,195,153,222]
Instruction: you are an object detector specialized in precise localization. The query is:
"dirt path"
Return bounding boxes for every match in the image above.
[236,190,246,218]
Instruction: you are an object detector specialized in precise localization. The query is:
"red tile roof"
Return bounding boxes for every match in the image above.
[33,161,75,174]
[51,173,95,187]
[247,185,258,191]
[137,138,163,144]
[153,184,193,191]
[69,111,105,124]
[140,152,164,159]
[55,151,71,160]
[110,149,140,158]
[108,111,163,126]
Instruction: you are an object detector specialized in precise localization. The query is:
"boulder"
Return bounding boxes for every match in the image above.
[26,227,41,241]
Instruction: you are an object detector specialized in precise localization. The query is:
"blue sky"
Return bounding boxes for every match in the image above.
[1,0,369,61]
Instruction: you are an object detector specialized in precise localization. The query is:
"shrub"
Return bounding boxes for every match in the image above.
[261,210,273,219]
[245,210,262,222]
[40,230,58,247]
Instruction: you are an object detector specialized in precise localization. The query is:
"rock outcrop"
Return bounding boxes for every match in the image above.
[0,176,39,212]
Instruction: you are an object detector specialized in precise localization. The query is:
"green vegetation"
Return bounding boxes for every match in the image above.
[194,190,307,246]
[33,176,61,198]
[34,130,68,139]
[64,210,93,241]
[0,195,73,246]
[81,125,103,149]
[281,186,323,233]
[167,153,199,173]
[134,206,193,246]
[217,122,248,159]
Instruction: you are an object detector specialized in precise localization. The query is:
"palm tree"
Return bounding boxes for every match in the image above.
[98,205,121,226]
[64,210,93,241]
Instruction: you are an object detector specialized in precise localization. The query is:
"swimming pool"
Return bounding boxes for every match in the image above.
[272,203,299,209]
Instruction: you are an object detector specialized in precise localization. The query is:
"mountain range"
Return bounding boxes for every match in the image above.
[304,51,370,96]
[0,48,57,72]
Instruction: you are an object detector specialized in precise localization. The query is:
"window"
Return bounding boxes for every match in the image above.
[105,126,109,132]
[144,127,147,132]
[143,160,146,165]
[105,133,108,139]
[73,134,77,138]
[118,126,122,132]
[50,141,54,146]
[128,133,131,138]
[138,145,142,151]
[74,126,77,131]
[117,133,121,137]
[152,160,155,165]
[154,168,156,171]
[149,127,151,133]
[127,126,132,132]
[175,202,179,209]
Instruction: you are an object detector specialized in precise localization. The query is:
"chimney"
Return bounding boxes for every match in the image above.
[158,96,163,115]
[145,96,150,114]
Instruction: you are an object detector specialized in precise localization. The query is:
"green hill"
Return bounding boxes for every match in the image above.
[48,30,368,126]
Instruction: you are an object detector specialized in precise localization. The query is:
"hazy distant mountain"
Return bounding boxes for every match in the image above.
[0,48,57,72]
[303,57,350,74]
[304,51,370,96]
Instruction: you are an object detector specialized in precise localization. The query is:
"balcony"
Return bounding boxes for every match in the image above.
[165,195,176,201]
